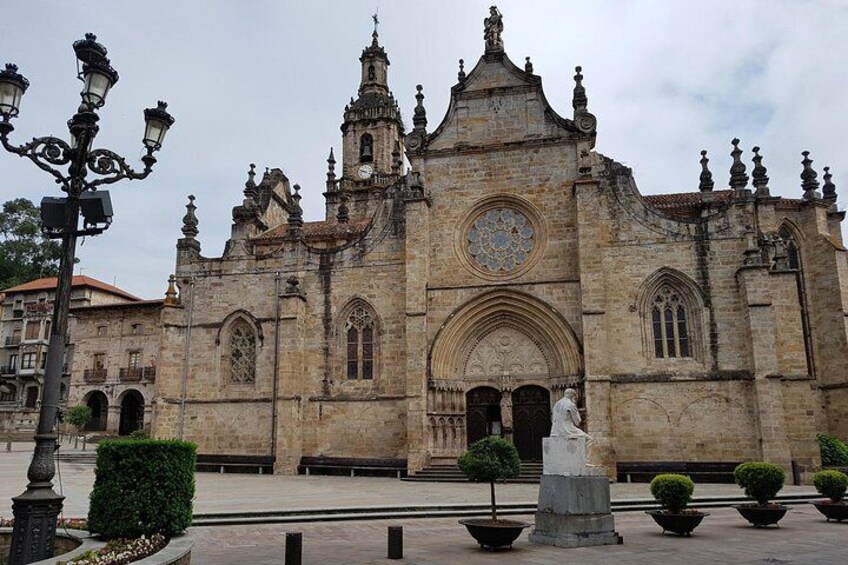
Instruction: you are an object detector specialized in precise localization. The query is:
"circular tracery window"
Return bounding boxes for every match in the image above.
[467,208,535,273]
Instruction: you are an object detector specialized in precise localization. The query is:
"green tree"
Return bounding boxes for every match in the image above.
[65,405,92,434]
[0,198,63,291]
[457,436,521,521]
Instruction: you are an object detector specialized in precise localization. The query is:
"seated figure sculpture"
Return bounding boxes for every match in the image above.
[549,388,594,469]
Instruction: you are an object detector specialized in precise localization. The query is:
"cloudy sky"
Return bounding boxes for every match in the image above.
[1,0,846,299]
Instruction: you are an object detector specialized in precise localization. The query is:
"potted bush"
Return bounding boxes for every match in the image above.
[811,469,848,522]
[733,461,788,527]
[645,473,708,536]
[457,436,529,550]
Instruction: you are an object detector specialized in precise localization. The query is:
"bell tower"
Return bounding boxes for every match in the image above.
[340,24,404,182]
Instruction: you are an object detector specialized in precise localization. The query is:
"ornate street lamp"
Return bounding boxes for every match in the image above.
[1,34,173,565]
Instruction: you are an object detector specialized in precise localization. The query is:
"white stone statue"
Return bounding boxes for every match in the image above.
[551,388,589,439]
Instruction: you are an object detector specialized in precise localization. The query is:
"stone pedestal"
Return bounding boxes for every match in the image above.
[530,437,622,548]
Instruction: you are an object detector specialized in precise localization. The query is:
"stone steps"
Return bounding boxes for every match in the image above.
[404,462,543,483]
[191,493,819,526]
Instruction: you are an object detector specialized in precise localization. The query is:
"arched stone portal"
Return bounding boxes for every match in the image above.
[119,390,145,435]
[85,390,108,431]
[428,290,582,462]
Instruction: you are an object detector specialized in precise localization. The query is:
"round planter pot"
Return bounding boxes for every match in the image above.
[458,518,531,550]
[646,510,708,536]
[811,500,848,522]
[733,504,788,527]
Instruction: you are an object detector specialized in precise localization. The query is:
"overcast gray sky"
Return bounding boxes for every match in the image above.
[1,0,846,299]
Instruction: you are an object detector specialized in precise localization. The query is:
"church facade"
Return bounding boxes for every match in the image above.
[150,10,848,477]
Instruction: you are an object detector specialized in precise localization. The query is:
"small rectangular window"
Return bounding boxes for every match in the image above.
[25,322,39,340]
[21,353,36,369]
[93,353,105,370]
[128,351,141,369]
[97,325,107,336]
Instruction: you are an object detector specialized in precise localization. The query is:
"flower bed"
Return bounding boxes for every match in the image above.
[57,534,166,565]
[0,517,88,531]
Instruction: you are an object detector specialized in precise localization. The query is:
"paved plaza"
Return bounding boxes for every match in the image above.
[1,443,844,563]
[190,505,846,565]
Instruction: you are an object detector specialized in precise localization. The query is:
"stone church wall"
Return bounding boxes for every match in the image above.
[610,380,760,462]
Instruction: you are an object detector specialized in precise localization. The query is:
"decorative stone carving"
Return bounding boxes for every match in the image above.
[464,326,548,377]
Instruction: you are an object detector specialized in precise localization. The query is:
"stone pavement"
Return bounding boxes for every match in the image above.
[190,504,846,564]
[0,443,814,517]
[0,443,817,517]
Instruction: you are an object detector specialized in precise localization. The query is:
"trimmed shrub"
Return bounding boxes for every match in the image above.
[650,474,695,513]
[457,436,521,483]
[813,469,848,503]
[129,429,150,439]
[88,439,196,539]
[817,433,848,467]
[734,462,785,505]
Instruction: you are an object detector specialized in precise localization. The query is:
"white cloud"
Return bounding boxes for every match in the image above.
[1,0,846,297]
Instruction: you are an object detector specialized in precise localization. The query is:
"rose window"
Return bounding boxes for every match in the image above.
[466,208,535,273]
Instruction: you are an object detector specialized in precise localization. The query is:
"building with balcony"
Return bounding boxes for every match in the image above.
[0,275,138,438]
[67,299,163,435]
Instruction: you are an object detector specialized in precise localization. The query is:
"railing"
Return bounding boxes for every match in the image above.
[119,366,156,382]
[4,336,20,346]
[0,365,16,375]
[83,368,107,383]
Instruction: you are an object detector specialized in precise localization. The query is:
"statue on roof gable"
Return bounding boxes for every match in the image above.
[484,6,504,52]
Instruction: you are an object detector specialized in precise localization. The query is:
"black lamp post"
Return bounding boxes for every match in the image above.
[0,34,174,565]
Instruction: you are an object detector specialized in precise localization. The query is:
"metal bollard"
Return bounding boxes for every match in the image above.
[5,439,10,452]
[387,526,403,559]
[285,532,302,565]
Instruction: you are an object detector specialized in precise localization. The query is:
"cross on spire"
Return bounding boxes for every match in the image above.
[372,10,379,34]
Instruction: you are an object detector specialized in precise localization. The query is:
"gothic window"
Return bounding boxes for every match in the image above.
[343,303,377,380]
[229,320,257,384]
[359,133,373,162]
[651,285,691,358]
[779,226,801,270]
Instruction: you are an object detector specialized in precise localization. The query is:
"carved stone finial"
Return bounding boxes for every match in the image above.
[801,151,820,201]
[823,166,837,203]
[729,138,749,193]
[391,141,402,175]
[181,195,198,238]
[457,59,466,82]
[525,56,533,73]
[337,191,350,224]
[743,225,762,266]
[413,84,427,131]
[243,163,257,198]
[751,146,770,197]
[164,274,179,305]
[484,6,504,53]
[326,148,336,192]
[698,150,714,192]
[288,184,304,234]
[572,66,587,111]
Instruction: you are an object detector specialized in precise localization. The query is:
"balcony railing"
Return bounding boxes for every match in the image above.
[119,366,156,382]
[0,365,16,375]
[4,336,21,347]
[83,368,107,383]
